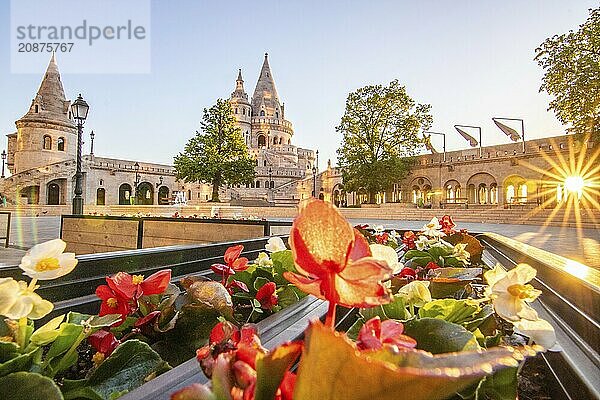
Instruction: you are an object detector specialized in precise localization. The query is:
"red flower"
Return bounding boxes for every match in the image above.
[375,232,390,244]
[440,215,455,234]
[402,231,417,250]
[283,200,393,326]
[255,282,278,310]
[96,284,130,323]
[88,330,120,356]
[356,316,417,350]
[398,267,417,279]
[224,245,250,272]
[426,261,440,270]
[107,269,171,300]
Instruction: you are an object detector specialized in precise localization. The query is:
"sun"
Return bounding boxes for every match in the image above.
[564,176,585,196]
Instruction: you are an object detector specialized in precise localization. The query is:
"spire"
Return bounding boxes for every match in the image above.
[251,53,281,117]
[231,68,249,102]
[19,52,73,126]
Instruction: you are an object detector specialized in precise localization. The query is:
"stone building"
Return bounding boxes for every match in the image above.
[310,135,599,209]
[193,53,317,205]
[1,54,181,207]
[0,53,316,207]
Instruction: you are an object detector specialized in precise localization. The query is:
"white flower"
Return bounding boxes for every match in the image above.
[265,237,287,253]
[369,244,403,275]
[451,243,471,265]
[19,239,78,280]
[415,235,431,251]
[389,230,399,239]
[0,278,53,320]
[397,280,432,307]
[489,264,541,321]
[374,225,385,234]
[513,318,557,350]
[421,217,445,238]
[255,252,273,267]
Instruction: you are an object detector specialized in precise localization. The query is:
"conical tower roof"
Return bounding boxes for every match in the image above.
[251,53,282,117]
[231,68,249,103]
[18,53,74,127]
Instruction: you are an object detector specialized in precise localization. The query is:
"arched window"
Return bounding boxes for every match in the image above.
[273,137,278,145]
[258,135,266,148]
[256,181,261,188]
[519,184,527,202]
[235,108,238,114]
[260,110,265,117]
[35,105,39,113]
[96,188,105,205]
[57,137,65,151]
[242,108,246,115]
[506,185,515,203]
[43,135,52,150]
[263,160,267,166]
[275,112,279,119]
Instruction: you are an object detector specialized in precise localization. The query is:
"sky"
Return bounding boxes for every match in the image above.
[0,0,596,171]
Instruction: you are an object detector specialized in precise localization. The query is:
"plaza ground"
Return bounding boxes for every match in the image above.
[1,215,598,269]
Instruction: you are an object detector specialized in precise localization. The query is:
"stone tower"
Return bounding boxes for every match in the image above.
[230,69,252,147]
[11,53,76,174]
[250,53,293,149]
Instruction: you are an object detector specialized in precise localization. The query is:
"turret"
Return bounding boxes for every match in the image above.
[12,53,76,174]
[230,69,252,147]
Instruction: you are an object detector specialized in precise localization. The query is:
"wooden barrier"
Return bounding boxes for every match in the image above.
[0,212,10,247]
[60,215,291,254]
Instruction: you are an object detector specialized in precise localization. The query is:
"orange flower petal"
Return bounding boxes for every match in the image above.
[338,257,392,282]
[348,229,372,262]
[283,272,324,300]
[291,200,354,276]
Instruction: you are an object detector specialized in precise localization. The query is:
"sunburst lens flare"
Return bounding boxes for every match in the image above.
[564,176,585,197]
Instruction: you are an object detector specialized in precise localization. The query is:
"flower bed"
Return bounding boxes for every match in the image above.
[0,200,570,400]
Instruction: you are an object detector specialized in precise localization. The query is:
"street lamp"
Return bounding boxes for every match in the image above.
[1,150,6,178]
[90,130,95,155]
[71,94,89,214]
[155,176,163,188]
[134,162,140,203]
[312,166,317,197]
[454,125,482,158]
[423,131,446,162]
[492,117,525,153]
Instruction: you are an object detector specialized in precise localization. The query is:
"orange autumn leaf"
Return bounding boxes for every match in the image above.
[293,320,537,400]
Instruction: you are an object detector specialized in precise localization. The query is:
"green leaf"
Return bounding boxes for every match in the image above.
[404,250,430,259]
[403,318,480,354]
[0,347,41,377]
[0,372,63,400]
[253,277,270,291]
[359,306,387,321]
[31,315,65,346]
[476,367,518,400]
[66,312,92,325]
[277,285,299,309]
[62,340,170,400]
[271,250,296,274]
[382,295,409,320]
[254,342,302,400]
[88,314,122,328]
[45,323,83,361]
[418,299,480,326]
[0,341,20,362]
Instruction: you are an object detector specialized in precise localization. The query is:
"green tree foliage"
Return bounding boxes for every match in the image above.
[535,7,600,138]
[174,99,255,202]
[336,80,432,203]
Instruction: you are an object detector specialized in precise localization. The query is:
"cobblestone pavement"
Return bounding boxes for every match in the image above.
[0,216,598,269]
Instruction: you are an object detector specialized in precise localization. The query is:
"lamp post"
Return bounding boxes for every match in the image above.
[492,117,525,153]
[71,94,89,214]
[1,150,6,178]
[90,130,95,155]
[423,131,446,162]
[454,125,482,158]
[312,166,317,197]
[268,167,273,200]
[134,162,140,204]
[155,176,163,188]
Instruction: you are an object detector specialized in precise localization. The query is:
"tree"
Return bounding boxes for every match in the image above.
[336,80,432,203]
[174,99,255,202]
[535,7,600,138]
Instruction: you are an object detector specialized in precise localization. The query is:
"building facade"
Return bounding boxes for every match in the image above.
[311,135,599,209]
